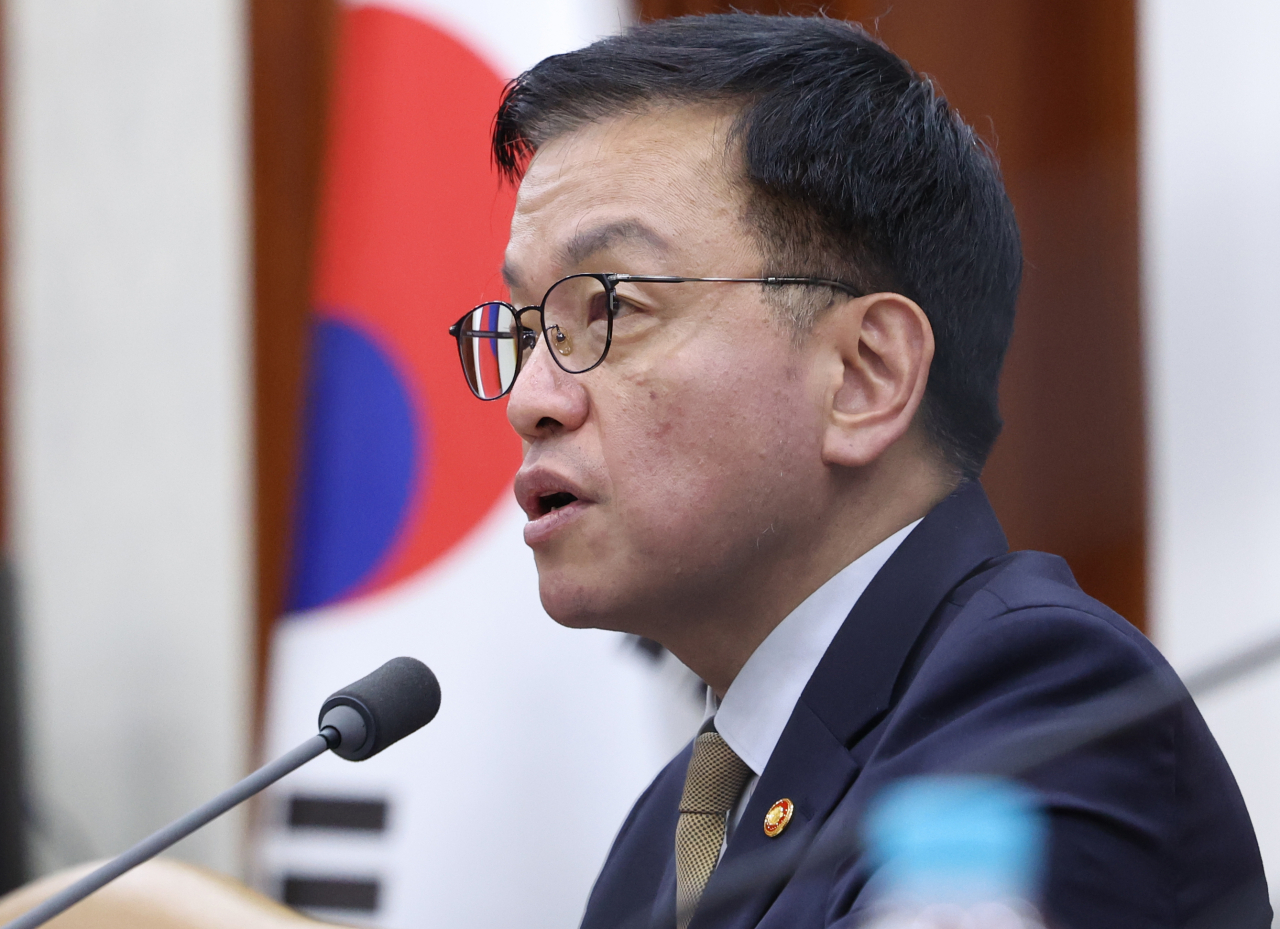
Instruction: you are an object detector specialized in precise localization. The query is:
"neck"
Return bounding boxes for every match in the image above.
[659,450,957,696]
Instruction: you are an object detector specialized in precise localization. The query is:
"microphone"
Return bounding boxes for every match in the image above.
[319,656,442,761]
[2,657,441,929]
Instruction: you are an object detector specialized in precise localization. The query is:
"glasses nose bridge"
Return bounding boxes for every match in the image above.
[513,304,543,342]
[512,304,544,338]
[510,303,551,370]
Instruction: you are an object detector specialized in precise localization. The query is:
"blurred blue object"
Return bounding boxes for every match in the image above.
[863,776,1047,907]
[287,316,421,612]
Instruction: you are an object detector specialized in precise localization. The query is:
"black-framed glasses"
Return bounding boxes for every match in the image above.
[447,273,862,400]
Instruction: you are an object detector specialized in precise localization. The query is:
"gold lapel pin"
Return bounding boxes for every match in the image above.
[763,798,794,838]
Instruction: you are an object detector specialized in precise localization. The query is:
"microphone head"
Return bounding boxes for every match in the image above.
[318,657,441,761]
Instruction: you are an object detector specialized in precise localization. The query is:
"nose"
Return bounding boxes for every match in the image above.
[506,335,589,441]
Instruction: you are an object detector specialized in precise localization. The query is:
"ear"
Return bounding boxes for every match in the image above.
[817,293,935,468]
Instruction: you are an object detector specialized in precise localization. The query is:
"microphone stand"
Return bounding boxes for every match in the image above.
[2,730,337,929]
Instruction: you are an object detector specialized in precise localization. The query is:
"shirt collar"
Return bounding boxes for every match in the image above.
[708,519,922,775]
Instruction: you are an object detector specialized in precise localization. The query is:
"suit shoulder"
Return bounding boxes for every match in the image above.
[951,549,1157,665]
[890,549,1180,734]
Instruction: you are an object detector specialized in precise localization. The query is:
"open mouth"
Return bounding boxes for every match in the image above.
[537,491,579,515]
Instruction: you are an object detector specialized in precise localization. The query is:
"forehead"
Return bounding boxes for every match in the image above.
[504,107,753,288]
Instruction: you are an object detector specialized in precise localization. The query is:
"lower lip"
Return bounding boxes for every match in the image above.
[523,499,589,546]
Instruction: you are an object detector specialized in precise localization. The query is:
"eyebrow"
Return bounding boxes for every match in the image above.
[560,219,670,266]
[501,219,671,292]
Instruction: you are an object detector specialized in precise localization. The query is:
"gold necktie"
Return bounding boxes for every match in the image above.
[675,731,754,929]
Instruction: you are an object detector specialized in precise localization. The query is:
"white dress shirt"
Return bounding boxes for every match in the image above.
[703,518,922,844]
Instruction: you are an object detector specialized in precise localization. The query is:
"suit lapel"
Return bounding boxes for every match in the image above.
[690,483,1008,929]
[694,700,859,929]
[803,481,1008,747]
[650,849,679,929]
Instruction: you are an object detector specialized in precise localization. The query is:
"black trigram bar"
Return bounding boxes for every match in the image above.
[287,795,388,832]
[282,875,380,912]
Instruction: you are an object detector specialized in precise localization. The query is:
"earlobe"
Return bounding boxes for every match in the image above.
[820,293,934,468]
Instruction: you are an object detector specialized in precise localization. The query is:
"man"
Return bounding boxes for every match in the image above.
[447,14,1268,929]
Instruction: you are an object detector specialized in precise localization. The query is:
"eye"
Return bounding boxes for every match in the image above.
[611,293,641,320]
[585,290,642,325]
[605,284,649,324]
[585,291,611,325]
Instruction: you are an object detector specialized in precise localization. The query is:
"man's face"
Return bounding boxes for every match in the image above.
[504,107,835,639]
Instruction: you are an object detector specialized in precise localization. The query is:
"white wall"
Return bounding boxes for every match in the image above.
[1141,0,1280,894]
[4,1,251,876]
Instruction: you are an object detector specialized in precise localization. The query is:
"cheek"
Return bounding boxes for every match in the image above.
[600,347,821,548]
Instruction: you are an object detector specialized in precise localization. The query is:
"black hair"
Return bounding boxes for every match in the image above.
[492,14,1022,478]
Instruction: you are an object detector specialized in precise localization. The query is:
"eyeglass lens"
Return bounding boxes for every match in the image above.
[540,274,613,375]
[458,302,519,399]
[456,275,614,398]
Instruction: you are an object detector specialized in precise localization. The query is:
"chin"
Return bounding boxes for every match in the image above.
[536,574,650,635]
[538,581,609,630]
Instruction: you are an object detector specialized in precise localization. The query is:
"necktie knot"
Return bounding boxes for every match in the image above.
[679,731,754,814]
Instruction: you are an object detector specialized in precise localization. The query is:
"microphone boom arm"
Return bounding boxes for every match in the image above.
[1,656,440,929]
[1,731,337,929]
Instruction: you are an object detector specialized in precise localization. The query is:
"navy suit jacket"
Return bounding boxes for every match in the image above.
[581,483,1269,929]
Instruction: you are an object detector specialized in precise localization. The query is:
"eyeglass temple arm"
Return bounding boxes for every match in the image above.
[447,275,861,338]
[607,274,862,297]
